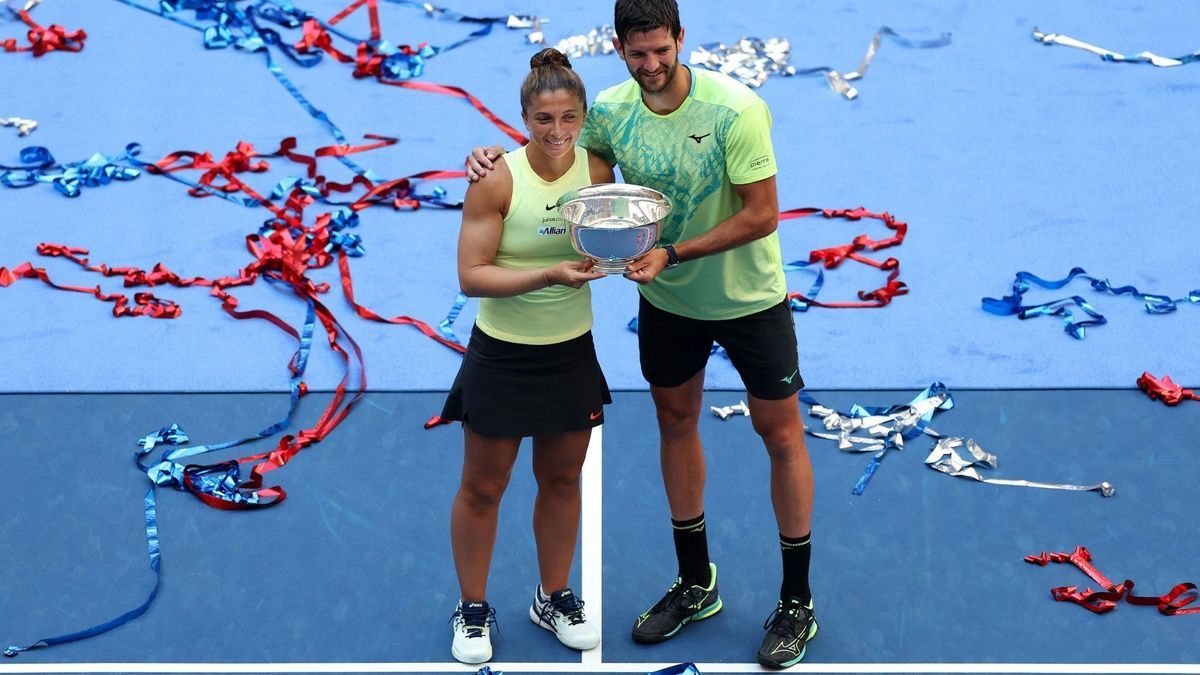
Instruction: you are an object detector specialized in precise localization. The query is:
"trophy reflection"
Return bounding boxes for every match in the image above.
[555,184,672,275]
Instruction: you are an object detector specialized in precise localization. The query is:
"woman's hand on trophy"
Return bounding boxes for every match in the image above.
[465,145,507,182]
[623,248,670,285]
[546,260,606,289]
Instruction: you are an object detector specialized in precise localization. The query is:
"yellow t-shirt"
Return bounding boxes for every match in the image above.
[476,145,595,345]
[579,66,784,320]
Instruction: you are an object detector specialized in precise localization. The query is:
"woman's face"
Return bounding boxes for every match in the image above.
[523,89,585,160]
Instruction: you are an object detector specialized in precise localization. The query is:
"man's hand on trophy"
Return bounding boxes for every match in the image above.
[623,248,669,285]
[466,145,507,182]
[547,260,606,289]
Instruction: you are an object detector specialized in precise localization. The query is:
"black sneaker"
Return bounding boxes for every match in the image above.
[631,562,723,644]
[756,596,818,669]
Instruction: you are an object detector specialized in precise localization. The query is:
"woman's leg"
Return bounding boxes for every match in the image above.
[530,429,592,592]
[451,424,522,601]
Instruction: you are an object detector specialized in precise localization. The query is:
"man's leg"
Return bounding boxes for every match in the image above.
[632,298,723,643]
[650,369,708,523]
[746,392,813,543]
[651,370,715,587]
[714,301,819,667]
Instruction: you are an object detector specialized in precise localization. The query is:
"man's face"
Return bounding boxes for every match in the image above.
[615,26,684,95]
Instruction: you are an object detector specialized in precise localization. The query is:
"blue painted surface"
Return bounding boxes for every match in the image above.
[2,389,1198,666]
[2,1,1198,392]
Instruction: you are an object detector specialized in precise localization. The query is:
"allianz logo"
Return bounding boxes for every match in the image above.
[538,225,567,236]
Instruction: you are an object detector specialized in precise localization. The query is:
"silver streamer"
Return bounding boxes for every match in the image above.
[806,395,947,452]
[1,116,38,136]
[805,394,1114,497]
[6,0,42,13]
[689,37,796,88]
[522,17,545,45]
[553,25,616,59]
[415,4,546,45]
[925,437,1116,498]
[691,28,950,99]
[711,400,750,420]
[1032,27,1196,67]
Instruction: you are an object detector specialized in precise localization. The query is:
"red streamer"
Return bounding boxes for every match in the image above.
[1,10,86,56]
[1137,372,1199,406]
[294,0,528,145]
[1025,546,1200,616]
[779,206,909,308]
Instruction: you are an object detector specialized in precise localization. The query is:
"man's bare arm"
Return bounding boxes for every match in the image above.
[624,175,778,284]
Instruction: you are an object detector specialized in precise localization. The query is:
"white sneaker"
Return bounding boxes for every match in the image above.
[529,585,600,650]
[450,600,494,664]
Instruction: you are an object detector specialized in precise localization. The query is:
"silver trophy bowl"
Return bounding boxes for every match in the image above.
[556,183,672,274]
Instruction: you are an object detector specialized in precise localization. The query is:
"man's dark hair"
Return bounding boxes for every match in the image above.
[613,0,681,45]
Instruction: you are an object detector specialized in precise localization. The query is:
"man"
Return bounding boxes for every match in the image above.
[467,1,817,667]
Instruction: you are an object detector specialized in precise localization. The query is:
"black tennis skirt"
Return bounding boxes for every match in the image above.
[440,324,612,438]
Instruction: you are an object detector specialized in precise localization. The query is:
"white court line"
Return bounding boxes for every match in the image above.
[5,430,1194,675]
[2,662,1199,673]
[580,424,605,667]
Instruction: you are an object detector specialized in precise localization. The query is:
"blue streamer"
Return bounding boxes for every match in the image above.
[439,290,469,345]
[113,0,377,180]
[5,488,161,657]
[784,259,824,311]
[853,455,882,495]
[983,267,1200,339]
[803,383,953,494]
[1,144,142,197]
[138,288,314,491]
[6,295,318,656]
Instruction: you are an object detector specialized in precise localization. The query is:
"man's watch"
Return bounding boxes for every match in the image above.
[663,244,680,269]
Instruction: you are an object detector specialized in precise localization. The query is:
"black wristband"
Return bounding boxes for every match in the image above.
[663,244,680,268]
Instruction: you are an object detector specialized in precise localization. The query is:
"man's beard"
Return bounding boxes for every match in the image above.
[635,62,677,94]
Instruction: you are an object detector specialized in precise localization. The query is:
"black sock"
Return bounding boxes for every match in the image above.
[671,513,711,586]
[779,532,812,602]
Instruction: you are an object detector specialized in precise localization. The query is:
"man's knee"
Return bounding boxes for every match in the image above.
[655,402,700,435]
[752,416,807,458]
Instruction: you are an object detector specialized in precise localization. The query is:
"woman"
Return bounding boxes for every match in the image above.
[440,47,614,665]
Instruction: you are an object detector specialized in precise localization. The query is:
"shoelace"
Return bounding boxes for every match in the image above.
[763,601,804,637]
[547,593,588,626]
[648,579,708,616]
[451,604,498,638]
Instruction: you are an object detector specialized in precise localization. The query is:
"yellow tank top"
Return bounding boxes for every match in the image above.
[476,145,594,345]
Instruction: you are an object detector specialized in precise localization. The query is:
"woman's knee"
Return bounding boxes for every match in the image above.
[534,465,582,493]
[458,473,511,508]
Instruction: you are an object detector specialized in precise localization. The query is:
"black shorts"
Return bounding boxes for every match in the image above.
[638,295,803,400]
[441,324,612,438]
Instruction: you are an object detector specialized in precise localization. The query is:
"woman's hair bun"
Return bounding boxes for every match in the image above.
[530,47,572,70]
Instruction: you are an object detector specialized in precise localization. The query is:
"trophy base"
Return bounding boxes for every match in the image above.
[592,260,630,275]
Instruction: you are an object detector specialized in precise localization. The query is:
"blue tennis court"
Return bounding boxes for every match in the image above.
[2,0,1198,673]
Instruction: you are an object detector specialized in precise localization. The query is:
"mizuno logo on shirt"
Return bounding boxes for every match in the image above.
[688,133,711,143]
[780,369,799,384]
